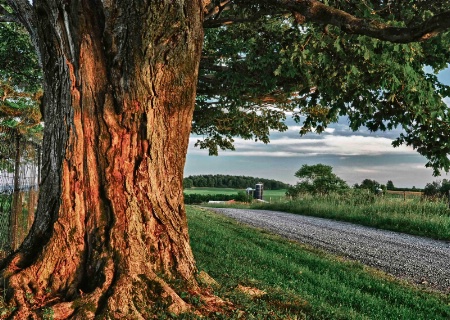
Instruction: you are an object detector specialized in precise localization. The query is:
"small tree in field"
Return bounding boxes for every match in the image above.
[1,0,450,317]
[424,180,442,198]
[354,179,385,193]
[424,179,450,199]
[287,164,348,196]
[387,180,395,191]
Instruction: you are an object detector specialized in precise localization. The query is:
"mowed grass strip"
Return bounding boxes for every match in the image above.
[184,187,287,201]
[187,206,450,320]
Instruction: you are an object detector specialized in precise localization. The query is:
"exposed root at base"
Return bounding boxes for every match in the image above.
[0,271,231,319]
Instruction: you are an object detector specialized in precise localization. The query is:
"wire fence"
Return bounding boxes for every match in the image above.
[0,127,41,258]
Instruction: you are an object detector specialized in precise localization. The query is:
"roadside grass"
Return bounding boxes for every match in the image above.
[187,206,450,319]
[250,192,450,240]
[0,194,11,251]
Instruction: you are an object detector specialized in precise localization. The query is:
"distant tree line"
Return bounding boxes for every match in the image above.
[183,174,289,190]
[354,179,424,192]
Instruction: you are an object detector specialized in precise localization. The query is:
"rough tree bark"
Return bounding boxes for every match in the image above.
[1,0,208,318]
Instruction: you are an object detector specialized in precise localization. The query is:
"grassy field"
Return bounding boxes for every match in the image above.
[187,206,450,319]
[251,192,450,240]
[190,188,450,240]
[184,187,287,202]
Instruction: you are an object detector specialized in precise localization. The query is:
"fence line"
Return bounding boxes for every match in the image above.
[0,127,41,258]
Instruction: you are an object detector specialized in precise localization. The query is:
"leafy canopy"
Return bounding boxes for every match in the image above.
[0,16,42,140]
[195,0,450,175]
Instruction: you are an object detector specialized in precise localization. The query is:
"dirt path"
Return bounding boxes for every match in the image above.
[209,208,450,293]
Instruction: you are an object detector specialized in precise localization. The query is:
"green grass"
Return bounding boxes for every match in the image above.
[184,187,287,202]
[187,206,450,319]
[251,192,450,240]
[184,187,241,196]
[0,194,11,249]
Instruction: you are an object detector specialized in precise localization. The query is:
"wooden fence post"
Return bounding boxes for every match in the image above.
[37,145,41,185]
[9,131,21,251]
[448,190,450,209]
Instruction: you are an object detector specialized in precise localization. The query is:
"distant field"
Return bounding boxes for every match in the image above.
[184,187,287,201]
[386,190,423,199]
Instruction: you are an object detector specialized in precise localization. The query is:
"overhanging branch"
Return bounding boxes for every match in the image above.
[5,0,34,27]
[204,0,232,20]
[275,0,450,43]
[204,0,450,42]
[204,16,264,28]
[0,14,18,22]
[0,4,18,22]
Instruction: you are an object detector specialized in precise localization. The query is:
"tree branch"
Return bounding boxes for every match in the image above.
[205,0,450,42]
[204,0,232,20]
[204,16,263,28]
[0,4,19,23]
[5,0,34,27]
[275,0,450,43]
[0,13,19,22]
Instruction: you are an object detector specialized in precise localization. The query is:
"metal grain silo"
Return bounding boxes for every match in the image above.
[254,183,263,200]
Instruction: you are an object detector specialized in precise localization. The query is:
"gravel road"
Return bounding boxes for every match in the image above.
[209,208,450,293]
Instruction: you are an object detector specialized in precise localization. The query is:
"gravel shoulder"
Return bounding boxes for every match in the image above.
[208,208,450,293]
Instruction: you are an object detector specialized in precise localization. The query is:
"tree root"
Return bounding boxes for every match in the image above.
[1,264,229,319]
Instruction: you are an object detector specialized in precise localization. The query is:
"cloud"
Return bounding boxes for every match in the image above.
[189,133,415,158]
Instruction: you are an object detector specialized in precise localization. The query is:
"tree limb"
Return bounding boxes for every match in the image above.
[5,0,34,28]
[205,0,450,42]
[0,13,19,22]
[0,4,19,23]
[275,0,450,43]
[204,0,232,20]
[204,16,264,28]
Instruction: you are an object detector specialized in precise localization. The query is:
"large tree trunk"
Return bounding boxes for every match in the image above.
[1,1,207,318]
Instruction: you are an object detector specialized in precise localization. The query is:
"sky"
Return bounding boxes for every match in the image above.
[184,68,450,188]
